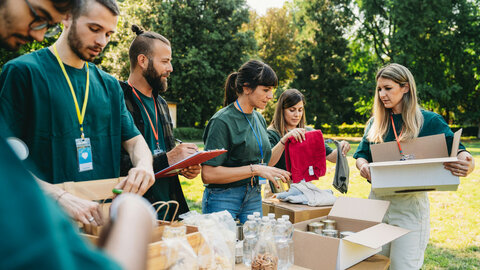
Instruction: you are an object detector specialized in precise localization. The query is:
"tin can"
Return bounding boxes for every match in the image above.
[307,222,325,234]
[322,229,338,238]
[340,231,355,239]
[323,219,336,230]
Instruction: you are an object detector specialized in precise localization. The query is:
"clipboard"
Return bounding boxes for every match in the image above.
[155,149,227,178]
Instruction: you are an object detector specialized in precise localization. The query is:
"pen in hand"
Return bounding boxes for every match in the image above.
[175,138,183,144]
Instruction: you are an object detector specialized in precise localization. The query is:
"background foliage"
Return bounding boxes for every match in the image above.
[1,0,479,135]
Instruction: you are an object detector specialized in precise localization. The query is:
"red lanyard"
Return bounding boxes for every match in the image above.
[128,81,160,150]
[390,114,403,155]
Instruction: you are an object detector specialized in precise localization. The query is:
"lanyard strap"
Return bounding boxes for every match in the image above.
[236,100,263,162]
[52,44,89,139]
[390,114,403,155]
[128,81,160,150]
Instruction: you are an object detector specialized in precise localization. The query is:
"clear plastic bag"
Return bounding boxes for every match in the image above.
[161,225,199,270]
[180,210,236,269]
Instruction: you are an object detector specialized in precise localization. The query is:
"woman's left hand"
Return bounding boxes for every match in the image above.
[443,151,474,177]
[338,140,351,156]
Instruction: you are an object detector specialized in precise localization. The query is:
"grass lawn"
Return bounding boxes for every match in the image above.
[179,139,480,269]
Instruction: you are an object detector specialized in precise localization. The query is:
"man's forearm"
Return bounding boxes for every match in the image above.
[34,174,65,200]
[123,135,153,170]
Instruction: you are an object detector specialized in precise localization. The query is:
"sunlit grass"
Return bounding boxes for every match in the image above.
[179,139,480,268]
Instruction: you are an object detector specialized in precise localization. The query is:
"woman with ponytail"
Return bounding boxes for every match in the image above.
[201,60,294,223]
[354,63,474,269]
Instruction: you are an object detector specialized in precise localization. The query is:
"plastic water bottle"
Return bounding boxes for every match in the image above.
[253,211,262,233]
[253,217,278,269]
[242,215,257,266]
[268,213,277,226]
[282,215,294,265]
[274,218,290,270]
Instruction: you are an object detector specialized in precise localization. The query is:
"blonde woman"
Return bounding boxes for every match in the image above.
[354,63,474,270]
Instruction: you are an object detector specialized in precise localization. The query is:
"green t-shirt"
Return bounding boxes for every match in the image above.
[132,90,166,153]
[0,134,121,269]
[267,127,333,171]
[0,48,140,183]
[353,110,466,162]
[203,103,272,188]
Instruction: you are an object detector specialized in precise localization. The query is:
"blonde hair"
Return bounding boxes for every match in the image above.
[367,63,423,143]
[269,89,306,136]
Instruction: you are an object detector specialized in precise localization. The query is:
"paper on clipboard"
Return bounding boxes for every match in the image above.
[154,149,227,178]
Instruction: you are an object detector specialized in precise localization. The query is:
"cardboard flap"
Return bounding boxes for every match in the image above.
[369,156,458,167]
[329,197,390,222]
[371,134,448,162]
[56,178,122,200]
[343,223,410,249]
[450,129,462,157]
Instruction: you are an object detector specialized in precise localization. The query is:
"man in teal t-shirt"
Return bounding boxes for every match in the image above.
[0,0,155,226]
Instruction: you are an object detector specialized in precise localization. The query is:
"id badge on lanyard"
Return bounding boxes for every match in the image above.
[153,146,163,155]
[258,162,267,185]
[76,138,93,172]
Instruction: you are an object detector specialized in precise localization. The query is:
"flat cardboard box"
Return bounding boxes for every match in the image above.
[262,198,332,223]
[293,197,409,270]
[369,129,462,195]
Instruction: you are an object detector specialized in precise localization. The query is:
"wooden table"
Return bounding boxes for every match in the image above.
[235,254,390,269]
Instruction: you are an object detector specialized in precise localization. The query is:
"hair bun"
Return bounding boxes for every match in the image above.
[131,24,144,35]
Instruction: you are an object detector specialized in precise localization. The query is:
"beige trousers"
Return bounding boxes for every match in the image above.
[369,191,430,270]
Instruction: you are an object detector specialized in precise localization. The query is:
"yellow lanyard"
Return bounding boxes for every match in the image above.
[52,44,90,138]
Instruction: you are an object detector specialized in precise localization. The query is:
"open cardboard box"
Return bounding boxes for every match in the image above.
[369,129,462,195]
[293,197,409,270]
[262,198,332,223]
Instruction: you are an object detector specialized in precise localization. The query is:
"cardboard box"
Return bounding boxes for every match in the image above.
[262,198,332,223]
[369,129,462,195]
[293,197,409,270]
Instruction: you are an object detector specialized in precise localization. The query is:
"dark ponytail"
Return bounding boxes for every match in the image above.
[224,72,239,107]
[223,60,278,107]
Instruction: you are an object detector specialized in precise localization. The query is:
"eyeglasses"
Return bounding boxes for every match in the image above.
[24,0,61,38]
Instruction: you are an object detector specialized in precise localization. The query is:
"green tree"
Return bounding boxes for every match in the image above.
[291,0,360,127]
[355,0,480,134]
[245,6,299,124]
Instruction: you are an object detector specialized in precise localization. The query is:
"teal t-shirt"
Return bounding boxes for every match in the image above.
[267,127,333,171]
[0,48,140,183]
[203,103,272,188]
[0,134,121,269]
[132,90,166,153]
[353,110,466,162]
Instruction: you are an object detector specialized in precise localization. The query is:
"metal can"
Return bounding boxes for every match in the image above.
[323,219,336,230]
[322,229,338,238]
[307,222,325,234]
[340,231,355,239]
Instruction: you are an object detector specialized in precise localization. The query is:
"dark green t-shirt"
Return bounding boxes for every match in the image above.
[0,134,121,269]
[203,103,272,188]
[131,89,171,210]
[0,48,140,183]
[132,90,166,153]
[267,127,333,171]
[353,110,466,162]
